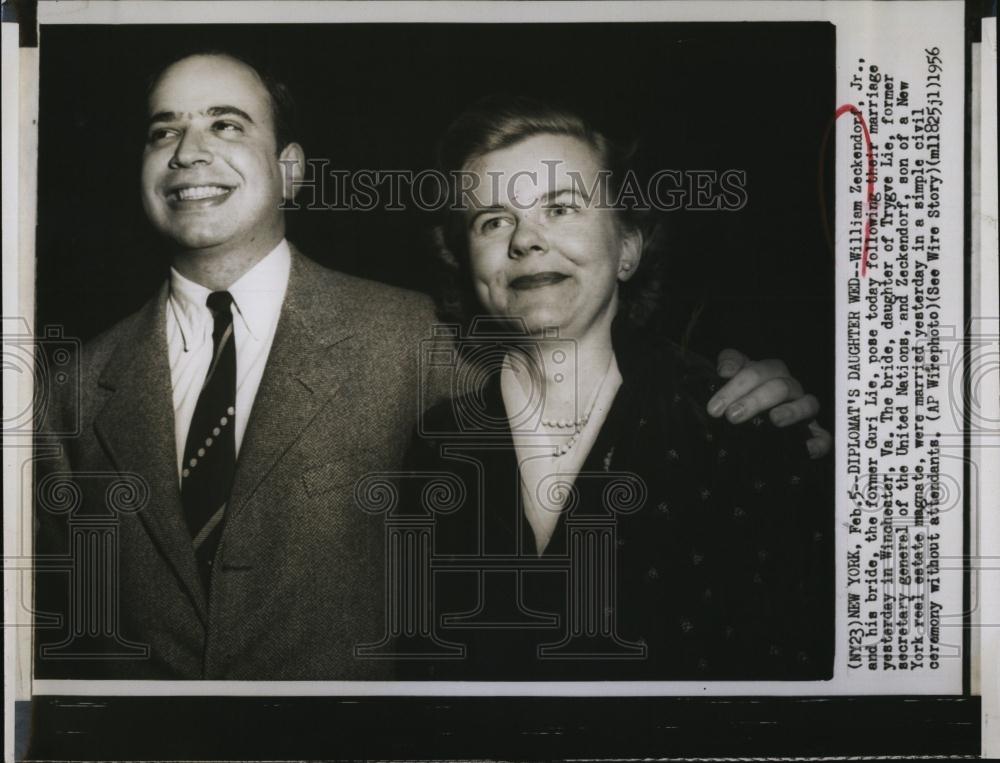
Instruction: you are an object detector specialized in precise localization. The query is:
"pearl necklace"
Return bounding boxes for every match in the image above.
[540,355,613,457]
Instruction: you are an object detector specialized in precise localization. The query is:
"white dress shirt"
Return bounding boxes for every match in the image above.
[166,240,291,480]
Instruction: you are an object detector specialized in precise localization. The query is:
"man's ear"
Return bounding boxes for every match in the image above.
[617,228,644,282]
[278,142,306,202]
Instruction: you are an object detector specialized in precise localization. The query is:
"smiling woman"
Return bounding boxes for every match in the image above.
[462,132,640,345]
[435,95,663,332]
[398,95,834,681]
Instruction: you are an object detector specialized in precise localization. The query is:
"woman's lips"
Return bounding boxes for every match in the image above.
[509,272,570,290]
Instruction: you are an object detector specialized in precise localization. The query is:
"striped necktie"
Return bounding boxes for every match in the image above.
[181,290,237,591]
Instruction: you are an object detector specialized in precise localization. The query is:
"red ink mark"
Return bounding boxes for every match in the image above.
[835,104,876,277]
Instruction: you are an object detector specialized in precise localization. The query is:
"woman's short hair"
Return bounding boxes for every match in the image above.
[431,94,664,329]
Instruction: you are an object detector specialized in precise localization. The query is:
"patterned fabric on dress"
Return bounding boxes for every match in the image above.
[398,319,833,680]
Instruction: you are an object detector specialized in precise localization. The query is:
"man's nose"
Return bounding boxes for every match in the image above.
[508,218,549,259]
[168,129,213,169]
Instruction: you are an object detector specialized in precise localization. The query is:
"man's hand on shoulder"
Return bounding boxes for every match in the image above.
[707,348,832,459]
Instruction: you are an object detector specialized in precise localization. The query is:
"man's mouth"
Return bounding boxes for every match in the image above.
[166,185,234,204]
[509,272,570,290]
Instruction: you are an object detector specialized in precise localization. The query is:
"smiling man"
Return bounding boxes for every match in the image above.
[141,55,300,290]
[35,52,829,680]
[35,51,443,679]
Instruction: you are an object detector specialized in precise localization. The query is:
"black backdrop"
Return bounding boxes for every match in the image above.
[36,22,835,413]
[27,20,987,762]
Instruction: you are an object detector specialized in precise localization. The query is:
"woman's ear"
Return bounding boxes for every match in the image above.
[278,142,307,203]
[617,228,644,282]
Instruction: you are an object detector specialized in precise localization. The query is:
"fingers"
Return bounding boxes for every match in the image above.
[725,376,805,423]
[706,350,832,458]
[806,420,833,459]
[716,348,749,378]
[768,393,821,427]
[707,358,792,418]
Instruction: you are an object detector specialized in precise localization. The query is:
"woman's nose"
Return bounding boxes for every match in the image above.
[508,218,549,259]
[168,129,213,169]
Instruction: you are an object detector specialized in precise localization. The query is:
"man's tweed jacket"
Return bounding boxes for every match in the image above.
[35,249,448,680]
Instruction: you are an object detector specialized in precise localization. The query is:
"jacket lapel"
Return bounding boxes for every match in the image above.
[92,285,207,621]
[226,250,357,519]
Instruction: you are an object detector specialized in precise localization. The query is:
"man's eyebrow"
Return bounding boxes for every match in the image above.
[540,187,579,204]
[148,111,180,125]
[205,106,255,123]
[147,106,255,125]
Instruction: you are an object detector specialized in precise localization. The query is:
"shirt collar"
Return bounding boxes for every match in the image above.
[226,239,291,340]
[168,239,292,348]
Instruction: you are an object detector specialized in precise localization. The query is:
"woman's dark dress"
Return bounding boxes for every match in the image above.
[398,321,833,680]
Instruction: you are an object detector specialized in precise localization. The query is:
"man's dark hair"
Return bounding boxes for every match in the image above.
[145,48,299,154]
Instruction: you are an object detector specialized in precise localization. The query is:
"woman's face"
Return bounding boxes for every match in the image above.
[463,133,640,340]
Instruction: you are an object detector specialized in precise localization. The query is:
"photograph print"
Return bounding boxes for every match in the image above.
[32,21,836,683]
